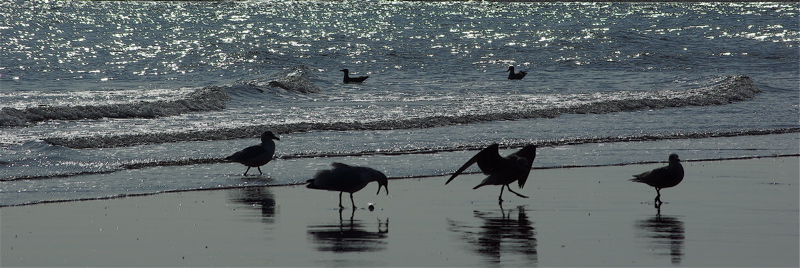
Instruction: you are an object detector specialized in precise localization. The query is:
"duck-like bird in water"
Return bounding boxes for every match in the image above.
[507,66,527,80]
[306,162,389,209]
[340,69,369,84]
[446,144,537,202]
[630,153,685,207]
[225,131,280,176]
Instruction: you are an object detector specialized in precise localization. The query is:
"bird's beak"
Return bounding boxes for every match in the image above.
[377,184,388,195]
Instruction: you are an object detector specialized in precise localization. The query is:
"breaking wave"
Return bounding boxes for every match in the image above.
[0,86,230,127]
[247,65,322,94]
[44,75,761,149]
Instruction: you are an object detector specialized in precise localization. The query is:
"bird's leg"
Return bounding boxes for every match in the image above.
[498,185,505,203]
[243,167,251,176]
[654,188,663,208]
[350,193,357,209]
[338,192,345,209]
[257,166,263,175]
[507,186,529,199]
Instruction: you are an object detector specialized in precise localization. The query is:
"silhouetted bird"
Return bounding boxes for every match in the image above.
[446,144,537,202]
[226,131,280,176]
[307,162,389,209]
[507,66,527,80]
[340,69,369,84]
[630,153,685,206]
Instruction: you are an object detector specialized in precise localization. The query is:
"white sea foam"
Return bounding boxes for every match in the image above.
[0,86,229,127]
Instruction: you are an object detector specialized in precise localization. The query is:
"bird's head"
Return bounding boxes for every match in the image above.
[372,171,389,196]
[669,153,681,163]
[261,131,280,142]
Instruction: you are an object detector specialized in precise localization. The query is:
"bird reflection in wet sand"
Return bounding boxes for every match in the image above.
[447,205,537,266]
[635,213,685,265]
[227,187,277,222]
[307,209,389,253]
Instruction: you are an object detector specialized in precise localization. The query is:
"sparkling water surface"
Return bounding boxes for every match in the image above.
[1,1,797,206]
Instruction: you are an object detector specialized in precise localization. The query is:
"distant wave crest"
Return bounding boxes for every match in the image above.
[247,65,322,94]
[0,86,229,127]
[44,75,761,149]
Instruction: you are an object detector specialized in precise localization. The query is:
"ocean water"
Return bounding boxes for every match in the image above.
[1,1,798,206]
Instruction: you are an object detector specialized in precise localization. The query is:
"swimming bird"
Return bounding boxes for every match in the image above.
[306,162,389,209]
[507,66,527,80]
[225,131,280,176]
[340,69,369,84]
[446,144,537,202]
[630,153,685,207]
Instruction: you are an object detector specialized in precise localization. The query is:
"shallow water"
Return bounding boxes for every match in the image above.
[1,1,798,206]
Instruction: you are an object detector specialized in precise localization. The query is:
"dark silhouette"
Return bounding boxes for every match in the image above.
[340,69,369,83]
[306,162,389,209]
[630,154,685,208]
[507,66,527,80]
[225,131,280,176]
[446,144,537,202]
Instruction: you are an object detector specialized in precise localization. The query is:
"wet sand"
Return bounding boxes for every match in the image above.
[2,157,798,267]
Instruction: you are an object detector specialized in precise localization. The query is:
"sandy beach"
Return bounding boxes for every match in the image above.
[2,157,797,267]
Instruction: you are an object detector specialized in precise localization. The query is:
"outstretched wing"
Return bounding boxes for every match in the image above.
[446,144,504,185]
[511,145,536,188]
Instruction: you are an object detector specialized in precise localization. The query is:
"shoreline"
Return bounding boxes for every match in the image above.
[3,154,797,208]
[2,157,797,267]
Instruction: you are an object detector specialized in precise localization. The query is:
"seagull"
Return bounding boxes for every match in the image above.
[507,66,527,80]
[306,162,389,209]
[340,69,369,84]
[446,144,537,202]
[225,131,280,176]
[630,153,685,207]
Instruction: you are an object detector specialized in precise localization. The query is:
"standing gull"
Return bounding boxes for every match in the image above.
[507,66,527,80]
[340,69,369,84]
[446,144,537,202]
[630,153,685,207]
[306,162,389,209]
[225,131,280,176]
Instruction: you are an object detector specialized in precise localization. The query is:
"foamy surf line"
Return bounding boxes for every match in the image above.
[0,86,229,127]
[6,128,797,182]
[45,75,760,149]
